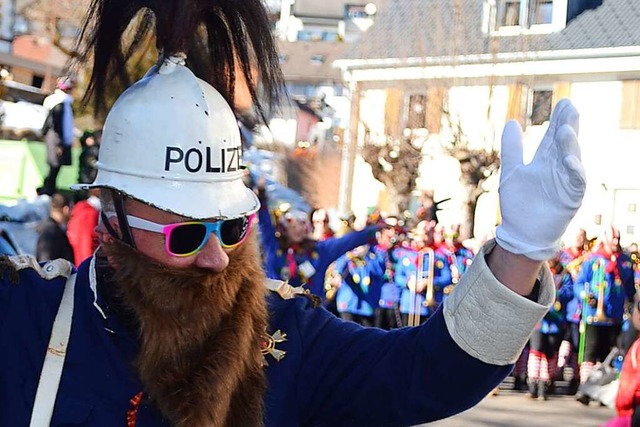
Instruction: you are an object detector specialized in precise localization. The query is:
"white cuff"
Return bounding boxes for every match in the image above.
[443,239,554,365]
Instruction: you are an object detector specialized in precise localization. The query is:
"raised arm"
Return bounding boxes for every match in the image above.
[490,99,585,296]
[445,99,585,367]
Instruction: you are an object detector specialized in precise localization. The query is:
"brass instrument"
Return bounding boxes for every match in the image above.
[324,264,341,303]
[566,253,585,281]
[589,258,612,324]
[409,248,435,327]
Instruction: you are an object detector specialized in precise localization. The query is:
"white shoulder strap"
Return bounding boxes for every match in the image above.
[29,273,77,427]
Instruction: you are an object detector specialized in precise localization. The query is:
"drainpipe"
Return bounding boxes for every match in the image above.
[338,77,360,215]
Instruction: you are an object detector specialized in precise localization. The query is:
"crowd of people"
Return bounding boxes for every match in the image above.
[23,67,640,425]
[258,200,640,407]
[30,124,640,418]
[0,0,616,425]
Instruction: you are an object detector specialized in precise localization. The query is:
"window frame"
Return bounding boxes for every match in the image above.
[488,0,558,35]
[528,88,553,126]
[405,92,428,130]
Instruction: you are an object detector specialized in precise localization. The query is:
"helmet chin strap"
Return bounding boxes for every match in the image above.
[101,190,136,249]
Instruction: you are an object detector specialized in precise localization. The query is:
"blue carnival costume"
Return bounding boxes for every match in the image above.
[567,252,635,327]
[257,199,377,299]
[1,240,554,426]
[377,244,399,312]
[397,247,452,321]
[333,245,386,324]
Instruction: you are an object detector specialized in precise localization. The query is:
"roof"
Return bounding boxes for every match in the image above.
[12,35,68,70]
[277,41,349,83]
[340,0,640,63]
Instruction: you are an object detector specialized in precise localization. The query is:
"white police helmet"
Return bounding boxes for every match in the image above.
[74,55,259,220]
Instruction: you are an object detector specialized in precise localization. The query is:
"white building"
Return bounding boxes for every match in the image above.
[335,0,640,246]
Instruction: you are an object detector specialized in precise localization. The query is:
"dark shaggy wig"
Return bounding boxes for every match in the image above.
[76,0,285,121]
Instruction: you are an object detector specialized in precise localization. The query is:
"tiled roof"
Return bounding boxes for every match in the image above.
[277,41,349,82]
[341,0,640,62]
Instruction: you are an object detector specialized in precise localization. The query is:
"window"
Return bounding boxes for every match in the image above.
[32,75,44,88]
[500,0,522,27]
[310,55,326,66]
[530,90,552,125]
[297,30,339,42]
[407,94,427,129]
[495,0,554,29]
[529,0,553,25]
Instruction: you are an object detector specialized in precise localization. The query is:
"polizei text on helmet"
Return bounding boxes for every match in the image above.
[164,146,242,173]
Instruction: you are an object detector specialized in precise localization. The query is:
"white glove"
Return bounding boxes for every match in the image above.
[495,99,586,261]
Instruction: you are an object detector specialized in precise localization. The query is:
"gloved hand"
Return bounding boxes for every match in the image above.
[495,99,586,261]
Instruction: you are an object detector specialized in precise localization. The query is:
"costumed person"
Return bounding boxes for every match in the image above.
[527,253,574,400]
[618,242,640,355]
[311,208,334,241]
[398,220,452,326]
[333,244,386,327]
[571,226,636,405]
[629,243,640,289]
[602,291,640,427]
[257,182,378,301]
[375,220,404,330]
[41,76,76,196]
[35,192,75,264]
[557,227,591,392]
[561,227,590,280]
[0,1,586,425]
[441,224,475,302]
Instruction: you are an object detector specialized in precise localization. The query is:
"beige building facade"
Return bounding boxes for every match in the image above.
[335,0,640,246]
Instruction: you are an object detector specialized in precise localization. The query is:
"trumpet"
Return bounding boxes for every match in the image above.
[589,258,612,324]
[408,247,435,327]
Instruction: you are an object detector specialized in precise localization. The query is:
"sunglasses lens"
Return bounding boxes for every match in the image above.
[168,223,208,255]
[220,216,251,247]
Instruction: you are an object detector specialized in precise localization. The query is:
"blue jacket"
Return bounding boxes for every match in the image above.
[565,252,635,325]
[537,271,573,334]
[376,244,401,309]
[257,202,377,299]
[333,245,386,316]
[1,255,513,427]
[398,247,452,316]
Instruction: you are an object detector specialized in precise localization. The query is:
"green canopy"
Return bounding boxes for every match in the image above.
[0,140,80,204]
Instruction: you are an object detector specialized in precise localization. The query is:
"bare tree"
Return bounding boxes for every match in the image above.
[441,107,500,236]
[360,132,423,215]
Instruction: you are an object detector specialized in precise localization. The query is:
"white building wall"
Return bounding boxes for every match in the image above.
[350,80,640,246]
[446,85,509,151]
[359,89,387,142]
[570,81,640,246]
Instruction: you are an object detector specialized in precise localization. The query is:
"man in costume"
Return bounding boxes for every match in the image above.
[0,0,586,426]
[570,226,636,404]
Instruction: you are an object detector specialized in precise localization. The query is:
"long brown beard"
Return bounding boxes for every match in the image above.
[102,233,268,427]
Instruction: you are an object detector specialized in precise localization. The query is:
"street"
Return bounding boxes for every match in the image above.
[423,383,615,427]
